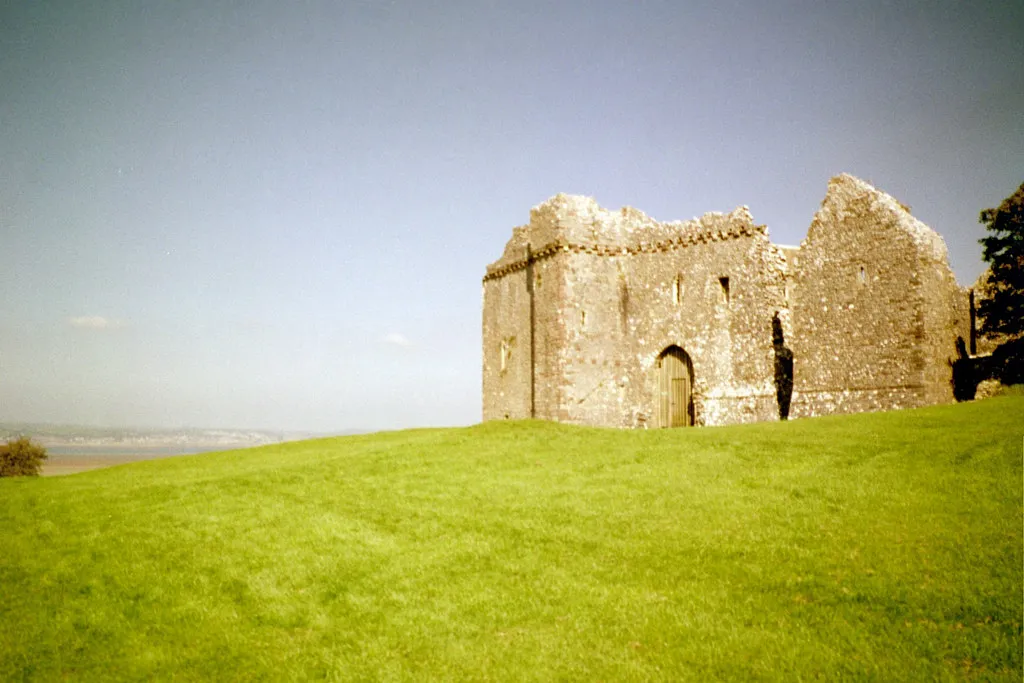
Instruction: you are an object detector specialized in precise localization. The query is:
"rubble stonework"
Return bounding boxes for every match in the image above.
[482,174,970,427]
[788,175,971,417]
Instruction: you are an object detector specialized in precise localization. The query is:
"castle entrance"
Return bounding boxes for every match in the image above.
[657,346,694,427]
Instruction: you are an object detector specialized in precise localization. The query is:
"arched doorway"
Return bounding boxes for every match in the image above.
[657,346,694,427]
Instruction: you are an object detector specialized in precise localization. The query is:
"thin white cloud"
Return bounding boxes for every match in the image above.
[68,316,125,330]
[382,332,412,347]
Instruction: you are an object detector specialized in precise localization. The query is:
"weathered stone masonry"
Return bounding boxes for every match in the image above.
[483,174,970,427]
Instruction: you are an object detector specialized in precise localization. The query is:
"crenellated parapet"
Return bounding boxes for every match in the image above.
[483,195,767,282]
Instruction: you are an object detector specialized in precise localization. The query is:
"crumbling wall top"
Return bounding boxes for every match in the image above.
[485,194,766,280]
[809,174,950,264]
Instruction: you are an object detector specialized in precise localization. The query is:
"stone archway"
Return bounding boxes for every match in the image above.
[657,346,694,427]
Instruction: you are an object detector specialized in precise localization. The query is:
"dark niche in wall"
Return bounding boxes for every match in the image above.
[772,312,794,420]
[951,336,977,402]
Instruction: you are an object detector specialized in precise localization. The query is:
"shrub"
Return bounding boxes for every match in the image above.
[0,437,48,477]
[991,336,1024,385]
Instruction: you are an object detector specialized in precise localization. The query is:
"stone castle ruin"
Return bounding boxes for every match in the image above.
[482,174,971,428]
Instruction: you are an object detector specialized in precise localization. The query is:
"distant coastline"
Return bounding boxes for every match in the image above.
[44,444,233,456]
[1,423,319,450]
[2,423,375,475]
[1,423,329,475]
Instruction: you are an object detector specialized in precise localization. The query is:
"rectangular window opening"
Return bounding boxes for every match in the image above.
[719,276,730,304]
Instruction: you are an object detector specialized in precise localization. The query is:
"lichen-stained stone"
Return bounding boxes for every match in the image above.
[482,174,969,428]
[789,174,969,418]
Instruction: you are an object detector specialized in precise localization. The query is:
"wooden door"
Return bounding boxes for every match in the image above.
[658,347,693,427]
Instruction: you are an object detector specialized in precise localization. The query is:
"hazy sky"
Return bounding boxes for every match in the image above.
[2,0,1022,432]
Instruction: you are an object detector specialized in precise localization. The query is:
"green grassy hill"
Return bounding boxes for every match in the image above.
[2,398,1022,681]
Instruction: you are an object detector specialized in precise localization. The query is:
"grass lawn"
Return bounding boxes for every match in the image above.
[1,397,1022,681]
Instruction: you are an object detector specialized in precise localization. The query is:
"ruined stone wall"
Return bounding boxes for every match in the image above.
[556,213,787,427]
[481,231,533,420]
[790,175,964,417]
[917,240,971,405]
[484,174,968,428]
[528,243,571,422]
[480,205,575,423]
[484,195,788,427]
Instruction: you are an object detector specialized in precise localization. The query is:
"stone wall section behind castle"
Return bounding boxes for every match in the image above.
[916,241,971,405]
[482,207,574,423]
[531,251,571,421]
[482,265,533,421]
[555,250,633,427]
[791,179,930,417]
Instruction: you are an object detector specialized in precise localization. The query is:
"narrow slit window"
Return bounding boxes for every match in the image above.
[580,310,587,329]
[858,265,867,285]
[719,276,730,305]
[500,338,515,373]
[673,274,683,305]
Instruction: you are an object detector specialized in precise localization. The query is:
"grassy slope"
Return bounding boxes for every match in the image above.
[1,398,1021,681]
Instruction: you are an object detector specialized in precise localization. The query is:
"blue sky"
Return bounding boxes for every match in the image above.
[2,0,1022,432]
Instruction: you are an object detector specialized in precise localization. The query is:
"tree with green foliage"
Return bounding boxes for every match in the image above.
[978,181,1024,384]
[0,437,48,477]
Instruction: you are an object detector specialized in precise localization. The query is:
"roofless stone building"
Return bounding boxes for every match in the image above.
[482,174,971,427]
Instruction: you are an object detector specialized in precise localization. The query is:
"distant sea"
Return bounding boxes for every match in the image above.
[45,445,233,457]
[41,444,254,476]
